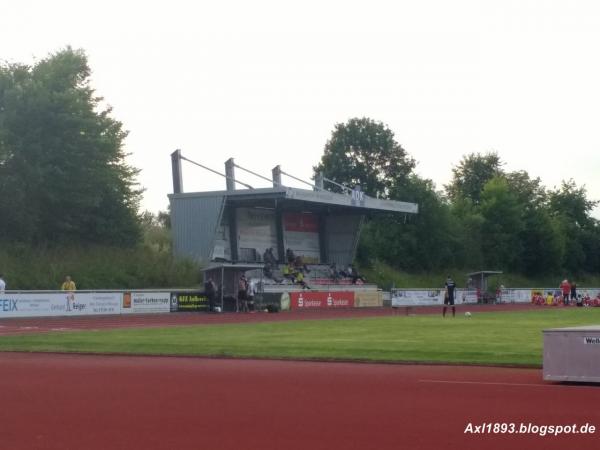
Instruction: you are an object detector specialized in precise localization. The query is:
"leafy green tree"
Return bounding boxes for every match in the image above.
[446,152,503,204]
[548,180,598,228]
[0,47,141,246]
[314,117,415,198]
[360,176,458,270]
[547,180,599,274]
[479,177,524,269]
[518,208,564,275]
[449,197,485,269]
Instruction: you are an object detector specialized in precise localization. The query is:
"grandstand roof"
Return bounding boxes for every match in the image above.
[169,186,418,214]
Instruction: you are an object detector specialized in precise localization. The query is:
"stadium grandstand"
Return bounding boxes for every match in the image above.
[168,150,418,311]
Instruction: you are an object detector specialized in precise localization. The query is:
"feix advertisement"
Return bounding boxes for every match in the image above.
[289,291,355,309]
[0,292,121,318]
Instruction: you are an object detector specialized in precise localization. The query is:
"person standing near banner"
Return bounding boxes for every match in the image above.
[61,275,76,312]
[560,279,570,305]
[238,274,249,312]
[0,273,6,292]
[443,275,456,317]
[61,275,76,291]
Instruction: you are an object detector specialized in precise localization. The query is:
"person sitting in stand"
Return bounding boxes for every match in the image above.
[282,264,295,282]
[294,270,309,289]
[328,264,340,283]
[349,264,366,284]
[263,248,276,266]
[286,248,295,264]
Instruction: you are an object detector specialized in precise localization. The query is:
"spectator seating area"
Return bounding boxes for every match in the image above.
[531,292,600,306]
[245,263,370,289]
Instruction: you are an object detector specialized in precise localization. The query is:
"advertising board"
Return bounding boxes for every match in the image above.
[121,292,171,314]
[289,291,354,309]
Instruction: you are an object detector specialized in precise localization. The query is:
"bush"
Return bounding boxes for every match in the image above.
[0,245,201,290]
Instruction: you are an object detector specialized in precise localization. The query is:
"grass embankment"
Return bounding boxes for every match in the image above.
[0,245,201,290]
[1,309,599,366]
[361,260,600,290]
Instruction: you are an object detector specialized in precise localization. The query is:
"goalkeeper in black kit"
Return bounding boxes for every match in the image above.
[443,275,456,317]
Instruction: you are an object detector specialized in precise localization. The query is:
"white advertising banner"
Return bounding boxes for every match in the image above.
[237,207,278,259]
[500,289,534,304]
[391,289,444,306]
[0,292,122,318]
[121,292,171,314]
[391,289,478,306]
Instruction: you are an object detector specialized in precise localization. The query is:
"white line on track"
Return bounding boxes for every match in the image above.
[419,379,568,388]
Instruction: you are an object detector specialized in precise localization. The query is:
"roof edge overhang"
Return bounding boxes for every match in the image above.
[169,187,418,214]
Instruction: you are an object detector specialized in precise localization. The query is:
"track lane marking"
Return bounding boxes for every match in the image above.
[418,379,581,388]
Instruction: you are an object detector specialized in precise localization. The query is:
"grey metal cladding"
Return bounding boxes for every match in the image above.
[169,195,226,263]
[326,215,363,266]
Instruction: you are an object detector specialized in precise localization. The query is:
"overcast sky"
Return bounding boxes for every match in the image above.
[3,0,600,217]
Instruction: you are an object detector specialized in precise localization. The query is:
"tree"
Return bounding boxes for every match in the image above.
[548,180,598,228]
[314,118,415,198]
[0,47,142,246]
[479,177,524,269]
[546,180,599,273]
[360,176,458,270]
[446,152,503,204]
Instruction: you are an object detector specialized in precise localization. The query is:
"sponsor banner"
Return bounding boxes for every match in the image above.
[237,207,278,259]
[0,292,121,318]
[170,291,210,312]
[283,212,320,263]
[507,289,535,303]
[283,213,319,233]
[121,292,170,314]
[355,291,383,308]
[391,289,478,306]
[391,290,443,306]
[290,291,355,309]
[457,289,478,304]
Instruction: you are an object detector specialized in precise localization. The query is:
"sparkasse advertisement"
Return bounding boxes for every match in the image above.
[289,291,355,309]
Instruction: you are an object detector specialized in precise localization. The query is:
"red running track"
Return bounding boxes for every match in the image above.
[0,303,544,336]
[1,353,598,450]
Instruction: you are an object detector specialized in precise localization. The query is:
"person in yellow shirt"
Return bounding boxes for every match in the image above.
[61,275,76,291]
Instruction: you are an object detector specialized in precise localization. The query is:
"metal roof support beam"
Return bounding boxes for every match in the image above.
[323,176,351,194]
[225,158,236,191]
[171,149,184,194]
[318,213,328,263]
[272,165,282,188]
[314,171,324,191]
[279,169,328,192]
[227,206,239,261]
[275,203,285,263]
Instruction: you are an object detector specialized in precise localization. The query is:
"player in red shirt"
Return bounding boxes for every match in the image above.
[560,279,571,305]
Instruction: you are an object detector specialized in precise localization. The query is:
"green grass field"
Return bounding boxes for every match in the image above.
[1,309,599,366]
